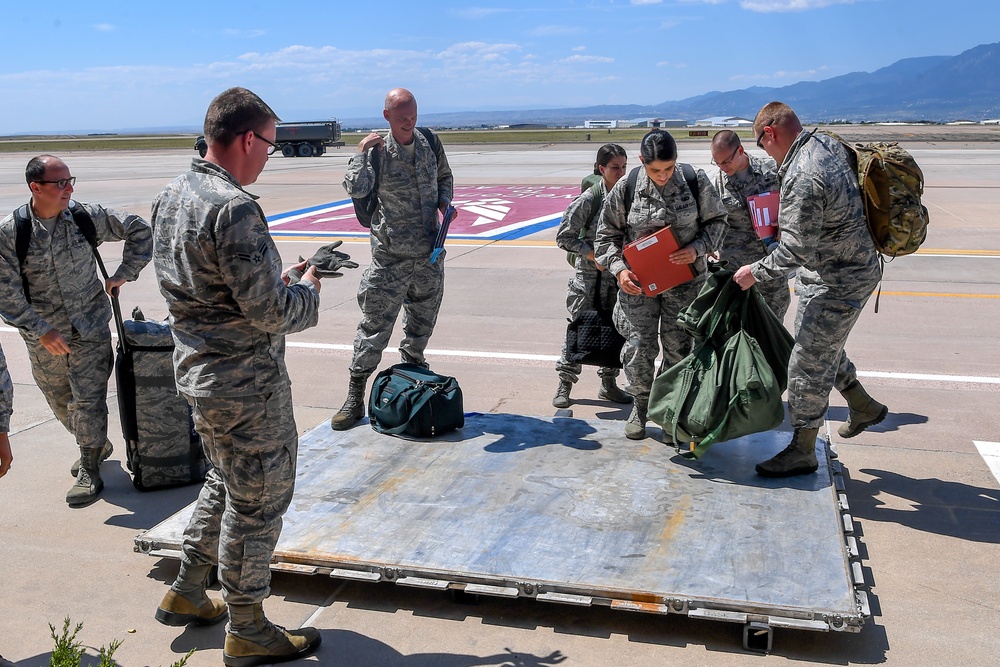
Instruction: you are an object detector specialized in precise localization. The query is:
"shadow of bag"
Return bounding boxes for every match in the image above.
[368,363,464,438]
[564,272,625,369]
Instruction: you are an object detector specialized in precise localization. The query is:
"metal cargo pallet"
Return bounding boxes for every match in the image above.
[135,413,869,651]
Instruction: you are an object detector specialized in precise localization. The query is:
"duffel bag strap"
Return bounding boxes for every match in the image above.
[373,381,439,436]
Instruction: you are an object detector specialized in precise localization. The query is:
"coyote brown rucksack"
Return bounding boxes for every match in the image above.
[825,132,929,257]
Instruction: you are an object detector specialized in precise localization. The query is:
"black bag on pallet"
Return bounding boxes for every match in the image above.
[114,304,209,490]
[368,363,464,438]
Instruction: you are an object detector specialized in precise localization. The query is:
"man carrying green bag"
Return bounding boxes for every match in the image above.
[648,264,794,459]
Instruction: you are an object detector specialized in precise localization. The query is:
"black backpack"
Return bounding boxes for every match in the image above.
[352,127,441,228]
[13,202,105,303]
[623,162,700,214]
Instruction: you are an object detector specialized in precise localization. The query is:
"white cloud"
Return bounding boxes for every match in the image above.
[93,23,115,32]
[529,24,584,36]
[453,7,511,19]
[740,0,857,11]
[631,0,663,5]
[560,55,615,64]
[572,46,586,52]
[224,28,267,39]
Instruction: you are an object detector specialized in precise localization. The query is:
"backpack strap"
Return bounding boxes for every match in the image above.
[624,166,641,215]
[417,127,440,157]
[13,205,33,303]
[681,163,700,219]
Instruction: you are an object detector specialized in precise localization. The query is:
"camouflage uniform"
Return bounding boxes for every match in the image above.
[152,158,320,606]
[714,154,791,319]
[749,131,881,430]
[342,129,453,378]
[0,202,151,456]
[595,166,728,398]
[0,344,11,433]
[555,181,621,382]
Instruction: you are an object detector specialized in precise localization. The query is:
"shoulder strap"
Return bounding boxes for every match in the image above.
[68,201,100,249]
[13,205,33,303]
[581,181,605,238]
[417,127,440,156]
[13,205,32,267]
[681,163,700,216]
[624,166,641,215]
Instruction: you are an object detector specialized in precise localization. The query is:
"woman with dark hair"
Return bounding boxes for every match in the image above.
[595,130,728,441]
[553,143,631,408]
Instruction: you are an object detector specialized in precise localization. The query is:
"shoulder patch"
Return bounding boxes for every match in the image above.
[235,240,270,265]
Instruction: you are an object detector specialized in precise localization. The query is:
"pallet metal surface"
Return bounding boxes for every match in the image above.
[135,413,867,635]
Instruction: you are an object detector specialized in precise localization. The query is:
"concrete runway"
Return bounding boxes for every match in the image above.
[0,142,998,666]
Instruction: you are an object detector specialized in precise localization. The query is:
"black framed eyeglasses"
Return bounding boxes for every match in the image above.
[711,146,740,168]
[247,130,278,155]
[756,119,774,149]
[34,177,76,190]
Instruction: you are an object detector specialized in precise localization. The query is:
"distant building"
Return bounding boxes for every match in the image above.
[982,119,1000,125]
[694,116,754,127]
[585,120,618,129]
[508,123,548,129]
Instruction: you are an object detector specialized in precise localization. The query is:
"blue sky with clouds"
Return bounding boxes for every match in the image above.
[1,0,996,133]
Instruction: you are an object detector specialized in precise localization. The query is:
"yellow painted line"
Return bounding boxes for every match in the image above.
[913,248,1000,256]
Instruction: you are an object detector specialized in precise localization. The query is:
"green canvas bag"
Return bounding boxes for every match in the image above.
[648,264,793,458]
[368,363,464,438]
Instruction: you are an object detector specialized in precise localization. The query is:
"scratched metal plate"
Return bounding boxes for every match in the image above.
[136,413,859,625]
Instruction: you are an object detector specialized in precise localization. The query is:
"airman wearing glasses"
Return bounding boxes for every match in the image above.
[151,87,323,664]
[0,154,152,508]
[710,130,789,319]
[732,101,886,480]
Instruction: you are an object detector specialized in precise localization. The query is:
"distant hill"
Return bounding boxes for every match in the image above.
[342,40,1000,128]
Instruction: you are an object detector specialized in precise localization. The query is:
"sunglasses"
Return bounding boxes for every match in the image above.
[35,177,76,190]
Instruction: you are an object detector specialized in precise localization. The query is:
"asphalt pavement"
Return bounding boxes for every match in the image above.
[0,141,997,666]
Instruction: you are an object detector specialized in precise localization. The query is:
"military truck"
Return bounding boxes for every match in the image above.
[194,119,345,158]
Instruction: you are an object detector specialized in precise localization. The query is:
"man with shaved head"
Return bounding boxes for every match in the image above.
[332,87,456,430]
[0,154,151,507]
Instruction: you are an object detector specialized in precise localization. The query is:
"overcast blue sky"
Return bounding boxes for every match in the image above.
[1,0,996,133]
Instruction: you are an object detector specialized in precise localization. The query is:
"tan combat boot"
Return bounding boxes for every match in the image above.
[224,603,321,667]
[70,439,113,477]
[330,375,367,431]
[598,375,632,404]
[624,395,648,440]
[838,380,888,438]
[155,563,226,626]
[66,447,104,508]
[552,379,572,408]
[755,427,821,478]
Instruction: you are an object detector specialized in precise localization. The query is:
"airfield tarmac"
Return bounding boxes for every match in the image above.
[0,139,997,666]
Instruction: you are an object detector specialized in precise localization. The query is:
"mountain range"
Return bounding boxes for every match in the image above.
[341,40,1000,129]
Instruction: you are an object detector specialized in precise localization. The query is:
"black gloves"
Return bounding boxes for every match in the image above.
[286,241,360,283]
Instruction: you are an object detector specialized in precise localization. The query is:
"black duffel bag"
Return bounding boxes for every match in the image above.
[564,272,625,369]
[368,363,464,438]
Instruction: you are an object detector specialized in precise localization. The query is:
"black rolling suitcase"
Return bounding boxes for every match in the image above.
[112,298,208,490]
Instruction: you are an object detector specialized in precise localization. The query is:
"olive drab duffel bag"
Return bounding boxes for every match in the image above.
[368,363,464,438]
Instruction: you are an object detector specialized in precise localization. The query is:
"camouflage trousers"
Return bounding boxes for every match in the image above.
[0,344,12,432]
[178,384,297,606]
[350,253,445,378]
[24,327,112,455]
[787,293,869,429]
[614,278,703,398]
[556,266,622,382]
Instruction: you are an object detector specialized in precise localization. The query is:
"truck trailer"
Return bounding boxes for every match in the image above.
[194,119,345,158]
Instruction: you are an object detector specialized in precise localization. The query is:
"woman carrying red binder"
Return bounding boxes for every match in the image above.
[594,130,728,442]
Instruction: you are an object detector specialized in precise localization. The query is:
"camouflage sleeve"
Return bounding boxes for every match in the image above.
[343,148,378,198]
[434,139,454,208]
[0,216,51,338]
[594,178,629,277]
[751,169,818,281]
[87,204,153,282]
[216,198,320,335]
[688,169,728,257]
[555,189,600,256]
[0,344,11,432]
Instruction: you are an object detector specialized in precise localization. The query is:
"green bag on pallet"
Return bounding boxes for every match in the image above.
[648,264,793,458]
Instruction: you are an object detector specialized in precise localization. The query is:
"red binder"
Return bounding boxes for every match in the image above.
[622,226,695,296]
[747,191,780,240]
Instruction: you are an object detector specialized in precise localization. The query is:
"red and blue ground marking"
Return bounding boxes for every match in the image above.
[268,185,579,240]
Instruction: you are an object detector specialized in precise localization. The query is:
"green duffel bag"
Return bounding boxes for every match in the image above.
[648,264,792,459]
[368,363,464,438]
